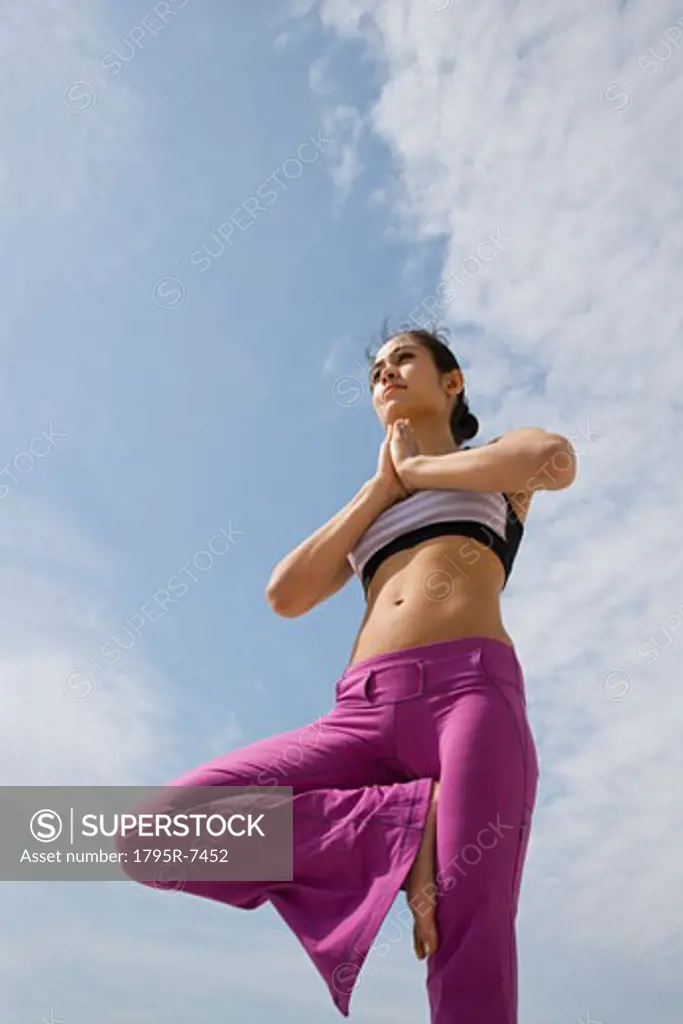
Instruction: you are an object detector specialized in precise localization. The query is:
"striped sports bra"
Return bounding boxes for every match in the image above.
[347,448,525,594]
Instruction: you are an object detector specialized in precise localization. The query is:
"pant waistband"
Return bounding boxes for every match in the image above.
[335,636,524,704]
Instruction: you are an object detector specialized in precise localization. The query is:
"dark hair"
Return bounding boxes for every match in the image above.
[365,324,480,445]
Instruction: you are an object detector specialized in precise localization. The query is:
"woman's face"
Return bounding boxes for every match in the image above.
[369,335,462,426]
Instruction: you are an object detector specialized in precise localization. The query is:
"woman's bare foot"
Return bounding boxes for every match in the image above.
[404,778,440,960]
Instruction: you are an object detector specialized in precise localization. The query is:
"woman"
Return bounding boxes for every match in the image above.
[121,327,576,1022]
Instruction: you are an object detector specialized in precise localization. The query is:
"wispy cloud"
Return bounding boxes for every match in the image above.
[0,495,178,788]
[321,103,364,205]
[151,124,334,309]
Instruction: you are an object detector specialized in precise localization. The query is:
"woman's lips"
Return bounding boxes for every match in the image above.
[383,384,406,398]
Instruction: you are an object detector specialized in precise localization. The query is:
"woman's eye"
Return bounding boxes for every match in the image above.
[371,351,412,383]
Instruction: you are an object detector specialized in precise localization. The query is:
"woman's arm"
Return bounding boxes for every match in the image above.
[265,478,395,618]
[395,427,577,494]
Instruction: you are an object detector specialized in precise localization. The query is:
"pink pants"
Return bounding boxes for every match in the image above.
[124,636,538,1021]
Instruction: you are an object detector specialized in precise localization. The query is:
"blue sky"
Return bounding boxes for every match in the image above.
[1,1,683,1022]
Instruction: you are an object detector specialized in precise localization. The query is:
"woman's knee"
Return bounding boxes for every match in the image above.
[167,730,302,789]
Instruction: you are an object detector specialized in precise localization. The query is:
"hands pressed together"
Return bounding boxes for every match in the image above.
[374,419,422,506]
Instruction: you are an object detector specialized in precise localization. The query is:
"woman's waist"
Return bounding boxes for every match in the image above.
[337,633,525,704]
[349,577,510,665]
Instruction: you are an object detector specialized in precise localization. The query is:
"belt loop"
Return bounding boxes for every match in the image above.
[418,660,426,695]
[363,669,375,702]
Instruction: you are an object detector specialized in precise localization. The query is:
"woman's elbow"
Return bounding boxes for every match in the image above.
[539,435,578,490]
[265,580,308,618]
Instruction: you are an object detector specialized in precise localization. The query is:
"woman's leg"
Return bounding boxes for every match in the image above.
[118,698,434,1018]
[405,778,440,960]
[424,681,538,1024]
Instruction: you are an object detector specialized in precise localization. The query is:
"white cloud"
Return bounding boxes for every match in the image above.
[321,333,355,375]
[0,886,478,1022]
[0,910,329,1020]
[320,103,365,205]
[309,52,335,96]
[0,493,177,786]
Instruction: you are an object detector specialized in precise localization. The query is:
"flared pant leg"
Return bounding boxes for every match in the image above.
[388,644,538,1024]
[118,698,433,1018]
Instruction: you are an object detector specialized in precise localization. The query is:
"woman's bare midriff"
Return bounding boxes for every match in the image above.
[346,492,531,666]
